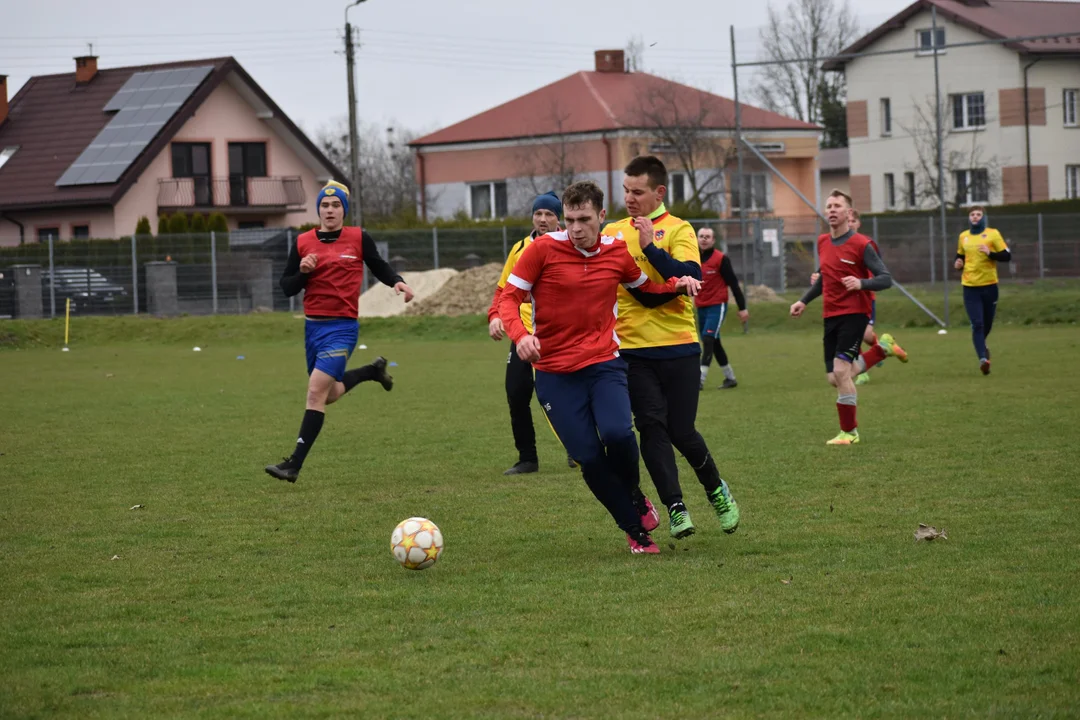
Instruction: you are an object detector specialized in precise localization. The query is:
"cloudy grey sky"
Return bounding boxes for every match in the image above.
[3,0,915,139]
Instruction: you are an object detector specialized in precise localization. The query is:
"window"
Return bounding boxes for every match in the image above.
[1067,166,1080,199]
[228,142,267,207]
[669,172,687,204]
[37,227,59,242]
[951,92,986,130]
[880,98,892,136]
[238,221,265,230]
[905,172,916,208]
[916,27,946,54]
[884,173,896,209]
[730,173,769,213]
[1065,89,1078,127]
[469,181,508,219]
[0,146,18,171]
[72,225,90,239]
[172,142,212,205]
[954,169,989,206]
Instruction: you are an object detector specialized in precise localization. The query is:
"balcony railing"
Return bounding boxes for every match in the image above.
[158,176,306,210]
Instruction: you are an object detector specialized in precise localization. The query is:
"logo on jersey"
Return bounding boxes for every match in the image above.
[840,258,856,265]
[340,254,357,259]
[655,230,665,241]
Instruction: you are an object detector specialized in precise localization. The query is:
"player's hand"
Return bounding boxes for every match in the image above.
[954,258,964,270]
[394,282,415,302]
[488,317,505,341]
[978,244,991,255]
[517,335,541,362]
[841,275,863,292]
[633,217,655,248]
[738,309,749,323]
[299,253,318,273]
[674,276,701,296]
[790,301,806,318]
[810,272,820,285]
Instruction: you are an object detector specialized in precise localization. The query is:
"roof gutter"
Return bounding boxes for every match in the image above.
[0,211,25,245]
[1024,57,1043,203]
[601,134,613,213]
[417,151,427,223]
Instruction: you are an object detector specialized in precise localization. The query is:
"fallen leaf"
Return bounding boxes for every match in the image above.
[130,504,144,510]
[105,373,114,378]
[780,576,792,585]
[110,555,121,561]
[914,524,948,541]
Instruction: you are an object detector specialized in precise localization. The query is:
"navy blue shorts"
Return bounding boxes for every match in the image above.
[305,318,358,381]
[696,304,728,338]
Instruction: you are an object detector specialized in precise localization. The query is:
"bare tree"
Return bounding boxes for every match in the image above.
[316,118,418,221]
[625,35,645,72]
[898,96,1002,209]
[513,101,582,210]
[754,0,857,146]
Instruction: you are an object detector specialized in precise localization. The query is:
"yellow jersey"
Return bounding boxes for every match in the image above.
[603,206,701,351]
[957,228,1007,287]
[493,233,534,333]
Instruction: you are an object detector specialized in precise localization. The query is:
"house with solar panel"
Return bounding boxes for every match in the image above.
[0,56,345,245]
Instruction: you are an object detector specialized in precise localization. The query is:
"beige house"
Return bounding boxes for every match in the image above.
[827,0,1080,212]
[0,56,344,245]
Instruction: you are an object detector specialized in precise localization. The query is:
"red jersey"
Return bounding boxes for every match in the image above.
[695,249,728,307]
[296,227,365,318]
[818,231,873,318]
[498,231,678,374]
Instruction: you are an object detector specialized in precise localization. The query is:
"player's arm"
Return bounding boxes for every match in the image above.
[621,252,697,296]
[488,239,524,322]
[718,255,747,311]
[280,236,308,297]
[640,223,702,281]
[955,235,966,269]
[986,231,1011,262]
[799,274,822,305]
[498,242,543,345]
[362,231,405,287]
[859,244,893,291]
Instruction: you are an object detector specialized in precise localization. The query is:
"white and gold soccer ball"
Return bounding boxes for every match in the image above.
[390,517,444,570]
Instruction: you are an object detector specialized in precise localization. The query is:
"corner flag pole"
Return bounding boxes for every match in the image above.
[63,298,71,352]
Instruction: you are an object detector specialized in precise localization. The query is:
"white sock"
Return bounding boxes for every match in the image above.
[721,364,736,381]
[700,365,709,382]
[852,357,867,374]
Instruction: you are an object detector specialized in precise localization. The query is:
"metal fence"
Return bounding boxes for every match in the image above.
[1,213,1077,319]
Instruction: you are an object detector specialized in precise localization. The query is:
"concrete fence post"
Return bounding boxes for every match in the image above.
[145,261,179,317]
[11,264,43,319]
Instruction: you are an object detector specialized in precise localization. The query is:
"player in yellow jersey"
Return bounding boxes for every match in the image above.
[954,206,1010,375]
[603,156,740,539]
[487,192,576,474]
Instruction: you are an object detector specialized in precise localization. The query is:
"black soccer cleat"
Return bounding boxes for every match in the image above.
[265,457,301,483]
[567,454,578,469]
[719,378,738,389]
[371,356,393,391]
[503,461,539,476]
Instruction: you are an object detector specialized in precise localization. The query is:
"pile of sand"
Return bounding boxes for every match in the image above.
[745,284,782,303]
[358,268,458,317]
[405,263,503,317]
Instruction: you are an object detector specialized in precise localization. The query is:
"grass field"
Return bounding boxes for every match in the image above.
[2,283,1079,718]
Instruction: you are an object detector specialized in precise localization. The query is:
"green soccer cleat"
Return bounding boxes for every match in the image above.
[879,333,908,363]
[855,372,870,385]
[708,480,740,534]
[668,504,696,539]
[826,430,860,445]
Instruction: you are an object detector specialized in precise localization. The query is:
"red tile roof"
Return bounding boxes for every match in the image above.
[410,71,818,147]
[0,57,344,212]
[825,0,1080,70]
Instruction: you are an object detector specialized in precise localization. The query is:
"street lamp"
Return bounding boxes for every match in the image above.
[344,0,367,227]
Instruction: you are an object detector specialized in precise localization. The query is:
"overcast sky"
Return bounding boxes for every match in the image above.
[4,0,918,141]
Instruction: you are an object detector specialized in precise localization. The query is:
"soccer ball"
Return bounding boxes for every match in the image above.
[390,517,444,570]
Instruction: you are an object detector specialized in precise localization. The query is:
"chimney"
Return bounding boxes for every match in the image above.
[0,75,8,126]
[594,49,626,73]
[75,55,98,84]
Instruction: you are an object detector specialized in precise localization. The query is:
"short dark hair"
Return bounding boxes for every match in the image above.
[969,205,986,214]
[850,208,861,222]
[562,181,605,213]
[828,189,853,207]
[624,155,668,189]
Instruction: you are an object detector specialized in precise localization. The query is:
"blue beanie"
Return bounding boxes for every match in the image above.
[532,191,562,220]
[317,181,350,218]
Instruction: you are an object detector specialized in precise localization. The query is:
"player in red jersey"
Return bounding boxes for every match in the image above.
[498,181,701,554]
[265,181,415,482]
[695,227,748,390]
[789,190,904,445]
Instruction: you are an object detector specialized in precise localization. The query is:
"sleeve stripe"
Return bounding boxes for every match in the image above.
[624,272,648,289]
[508,274,533,291]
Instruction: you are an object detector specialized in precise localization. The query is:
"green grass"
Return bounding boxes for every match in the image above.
[1,289,1079,718]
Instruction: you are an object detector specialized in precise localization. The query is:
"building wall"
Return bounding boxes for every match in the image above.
[0,206,117,245]
[845,10,1080,211]
[821,170,851,200]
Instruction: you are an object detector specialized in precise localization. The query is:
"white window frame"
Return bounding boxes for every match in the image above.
[1066,165,1080,200]
[904,171,916,208]
[954,169,990,206]
[916,27,946,55]
[0,146,18,171]
[669,171,688,205]
[467,181,508,220]
[1064,89,1078,128]
[880,98,892,136]
[951,92,986,131]
[884,173,896,209]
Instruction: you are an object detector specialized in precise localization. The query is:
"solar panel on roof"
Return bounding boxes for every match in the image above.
[57,65,213,187]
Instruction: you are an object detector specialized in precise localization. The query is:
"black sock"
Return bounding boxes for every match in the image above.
[342,365,375,393]
[291,409,325,466]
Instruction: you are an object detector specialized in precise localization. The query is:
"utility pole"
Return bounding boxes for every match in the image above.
[345,0,367,227]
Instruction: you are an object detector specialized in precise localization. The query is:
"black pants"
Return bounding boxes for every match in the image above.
[506,342,538,464]
[963,284,998,360]
[627,354,722,506]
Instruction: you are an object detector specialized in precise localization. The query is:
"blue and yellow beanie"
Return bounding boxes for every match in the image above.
[317,181,350,216]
